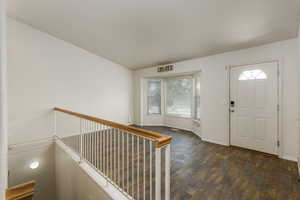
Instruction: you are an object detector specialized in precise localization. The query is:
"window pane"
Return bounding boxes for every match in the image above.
[166,78,193,117]
[194,75,200,120]
[147,80,161,114]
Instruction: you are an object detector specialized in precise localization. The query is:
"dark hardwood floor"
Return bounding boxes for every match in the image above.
[136,126,300,200]
[62,126,300,200]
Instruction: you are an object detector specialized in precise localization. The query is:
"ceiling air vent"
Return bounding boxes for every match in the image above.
[157,64,174,73]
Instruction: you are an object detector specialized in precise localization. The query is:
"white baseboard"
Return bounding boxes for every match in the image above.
[201,138,229,146]
[281,154,298,162]
[132,124,202,139]
[140,123,165,127]
[132,123,143,126]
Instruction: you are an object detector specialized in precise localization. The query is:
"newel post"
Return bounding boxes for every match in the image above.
[155,143,171,200]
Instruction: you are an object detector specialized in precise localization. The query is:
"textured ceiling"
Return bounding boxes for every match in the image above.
[7,0,300,69]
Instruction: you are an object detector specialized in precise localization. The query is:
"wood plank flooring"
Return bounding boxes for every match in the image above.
[62,126,300,200]
[136,126,300,200]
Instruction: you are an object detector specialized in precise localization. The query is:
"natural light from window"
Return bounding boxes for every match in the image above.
[166,77,193,117]
[238,69,267,80]
[194,74,201,120]
[147,80,161,114]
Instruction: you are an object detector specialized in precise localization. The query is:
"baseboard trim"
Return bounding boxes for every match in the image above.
[281,154,297,162]
[138,123,165,127]
[201,138,229,147]
[132,124,201,139]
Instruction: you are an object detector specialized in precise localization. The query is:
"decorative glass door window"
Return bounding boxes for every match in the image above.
[238,69,267,80]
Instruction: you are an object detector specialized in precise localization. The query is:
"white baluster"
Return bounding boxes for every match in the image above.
[84,120,87,160]
[92,122,94,166]
[91,122,93,163]
[80,119,83,161]
[88,121,91,163]
[94,123,96,167]
[118,129,120,185]
[137,136,140,200]
[113,129,118,183]
[122,131,124,189]
[127,132,129,194]
[165,145,170,200]
[106,125,109,176]
[132,135,135,198]
[95,123,97,169]
[110,127,112,179]
[155,147,161,200]
[143,138,146,200]
[101,124,103,172]
[97,123,99,170]
[150,141,152,200]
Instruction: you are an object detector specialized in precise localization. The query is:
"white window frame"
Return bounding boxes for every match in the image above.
[147,79,162,115]
[164,75,194,118]
[193,73,201,121]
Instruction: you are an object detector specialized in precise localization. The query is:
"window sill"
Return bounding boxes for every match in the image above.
[165,114,192,119]
[147,113,162,116]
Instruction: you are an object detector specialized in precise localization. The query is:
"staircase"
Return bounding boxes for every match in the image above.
[54,107,172,200]
[6,181,36,200]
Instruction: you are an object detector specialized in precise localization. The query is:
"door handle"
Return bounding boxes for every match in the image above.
[230,100,235,113]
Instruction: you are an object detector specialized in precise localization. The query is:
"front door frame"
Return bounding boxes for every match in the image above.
[226,59,282,157]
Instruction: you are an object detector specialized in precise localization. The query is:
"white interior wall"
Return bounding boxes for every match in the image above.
[7,18,133,199]
[55,145,112,200]
[8,141,56,200]
[134,39,299,160]
[297,25,300,164]
[0,0,8,197]
[7,18,133,145]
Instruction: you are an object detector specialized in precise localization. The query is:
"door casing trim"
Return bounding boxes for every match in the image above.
[226,59,282,157]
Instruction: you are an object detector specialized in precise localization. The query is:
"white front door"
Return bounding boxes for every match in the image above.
[230,62,278,155]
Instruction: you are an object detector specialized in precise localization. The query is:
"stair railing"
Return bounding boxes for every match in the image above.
[6,181,36,200]
[54,107,171,200]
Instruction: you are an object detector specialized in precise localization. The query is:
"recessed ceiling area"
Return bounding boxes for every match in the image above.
[7,0,300,69]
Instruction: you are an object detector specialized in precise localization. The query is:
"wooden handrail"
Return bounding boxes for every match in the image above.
[6,180,36,200]
[54,107,172,148]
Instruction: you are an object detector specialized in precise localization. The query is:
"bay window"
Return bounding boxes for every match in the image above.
[165,77,193,117]
[147,79,161,114]
[194,74,201,120]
